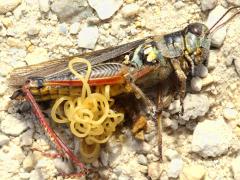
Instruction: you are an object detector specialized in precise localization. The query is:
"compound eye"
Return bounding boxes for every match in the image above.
[189,24,202,36]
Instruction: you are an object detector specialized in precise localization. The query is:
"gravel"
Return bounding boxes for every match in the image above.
[0,0,22,14]
[88,0,123,20]
[121,4,140,18]
[167,158,183,178]
[77,26,99,49]
[180,165,206,180]
[192,119,233,158]
[223,107,238,121]
[0,114,28,136]
[38,0,50,13]
[200,0,217,11]
[181,94,210,121]
[0,134,10,146]
[191,77,203,92]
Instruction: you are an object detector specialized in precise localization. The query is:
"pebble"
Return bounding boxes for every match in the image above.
[58,23,68,35]
[181,94,210,121]
[192,119,233,158]
[206,6,227,48]
[25,47,49,65]
[51,0,89,22]
[77,26,99,49]
[167,158,183,178]
[137,154,148,165]
[38,0,50,13]
[208,51,217,70]
[148,162,161,180]
[29,169,44,180]
[0,134,10,146]
[88,0,123,20]
[121,4,140,18]
[54,158,73,174]
[200,0,217,11]
[0,0,22,14]
[223,107,238,121]
[195,64,208,78]
[165,149,180,160]
[231,156,240,180]
[191,77,202,92]
[27,25,40,36]
[162,117,178,130]
[20,130,34,146]
[0,114,28,136]
[180,165,206,180]
[141,142,152,154]
[234,59,240,76]
[168,99,181,114]
[100,150,109,166]
[7,37,25,49]
[23,153,36,172]
[69,22,80,35]
[202,74,214,87]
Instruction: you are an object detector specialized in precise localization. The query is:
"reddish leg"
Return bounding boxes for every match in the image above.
[22,84,89,177]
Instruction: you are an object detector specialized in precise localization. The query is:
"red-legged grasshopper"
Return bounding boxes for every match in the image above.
[8,6,240,177]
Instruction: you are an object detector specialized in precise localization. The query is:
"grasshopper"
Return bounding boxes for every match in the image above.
[8,6,240,177]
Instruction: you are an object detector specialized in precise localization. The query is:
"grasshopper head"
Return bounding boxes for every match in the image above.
[184,23,211,66]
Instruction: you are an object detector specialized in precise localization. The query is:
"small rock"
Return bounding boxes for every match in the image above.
[223,108,238,121]
[25,47,48,65]
[0,114,28,136]
[77,26,99,49]
[69,22,80,34]
[0,0,22,14]
[7,37,25,48]
[122,4,139,18]
[0,134,10,146]
[38,0,50,13]
[192,119,233,158]
[180,165,206,180]
[207,6,227,48]
[174,1,185,9]
[195,64,208,78]
[141,142,151,154]
[167,158,183,178]
[27,25,40,36]
[231,156,240,180]
[137,154,148,165]
[51,0,89,22]
[181,94,210,121]
[132,116,147,134]
[148,162,161,180]
[20,130,33,146]
[19,172,31,179]
[208,51,217,70]
[168,99,181,114]
[0,62,12,77]
[23,153,36,172]
[54,158,73,174]
[234,59,240,76]
[125,0,134,3]
[165,149,180,160]
[191,77,202,92]
[88,0,123,20]
[162,117,178,130]
[202,74,214,87]
[100,150,109,166]
[29,169,44,180]
[200,0,217,11]
[58,23,68,35]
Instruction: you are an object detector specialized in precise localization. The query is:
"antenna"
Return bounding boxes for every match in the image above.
[206,6,240,35]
